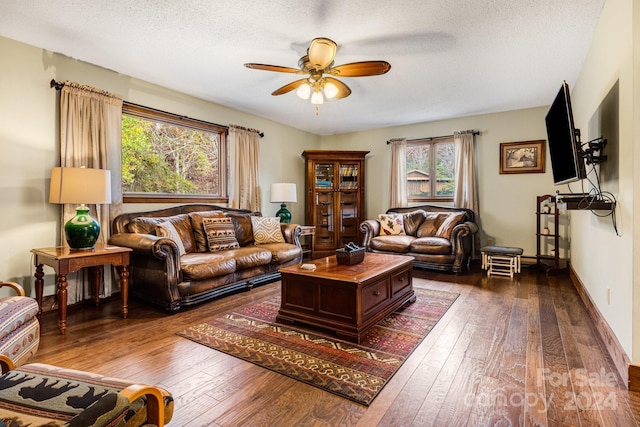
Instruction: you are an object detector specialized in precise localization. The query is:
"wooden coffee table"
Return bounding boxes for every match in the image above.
[277,253,415,343]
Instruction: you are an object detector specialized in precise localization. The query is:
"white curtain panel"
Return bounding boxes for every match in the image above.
[389,138,408,208]
[228,125,261,212]
[58,81,123,303]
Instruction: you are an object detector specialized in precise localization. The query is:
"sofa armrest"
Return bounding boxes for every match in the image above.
[108,233,181,282]
[108,233,179,259]
[280,223,302,247]
[360,220,381,250]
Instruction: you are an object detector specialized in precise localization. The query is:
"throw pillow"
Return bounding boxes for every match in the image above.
[203,217,240,251]
[155,222,187,256]
[378,214,406,235]
[250,216,285,244]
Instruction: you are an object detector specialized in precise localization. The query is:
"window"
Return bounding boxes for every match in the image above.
[406,137,455,202]
[121,103,227,203]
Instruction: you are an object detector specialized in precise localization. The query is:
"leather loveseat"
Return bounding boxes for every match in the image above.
[109,204,302,312]
[360,205,478,274]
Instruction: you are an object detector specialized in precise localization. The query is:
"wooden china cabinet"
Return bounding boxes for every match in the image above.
[302,150,368,258]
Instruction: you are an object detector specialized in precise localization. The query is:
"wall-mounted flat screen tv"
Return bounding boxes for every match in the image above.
[545,81,586,185]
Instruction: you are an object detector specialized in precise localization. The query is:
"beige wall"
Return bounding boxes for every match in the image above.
[1,0,637,365]
[570,0,636,359]
[0,36,319,296]
[320,107,555,256]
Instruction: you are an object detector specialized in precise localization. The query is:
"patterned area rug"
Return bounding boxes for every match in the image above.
[177,287,458,405]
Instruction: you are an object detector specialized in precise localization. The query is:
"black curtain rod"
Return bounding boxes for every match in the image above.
[50,79,265,138]
[50,79,65,90]
[387,131,480,144]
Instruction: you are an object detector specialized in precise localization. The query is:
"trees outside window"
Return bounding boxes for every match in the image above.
[406,138,455,202]
[121,103,227,203]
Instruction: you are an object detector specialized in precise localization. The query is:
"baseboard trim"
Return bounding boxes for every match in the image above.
[568,265,631,388]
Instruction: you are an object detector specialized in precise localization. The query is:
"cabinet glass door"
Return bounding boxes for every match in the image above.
[315,191,335,247]
[339,163,359,190]
[315,163,334,189]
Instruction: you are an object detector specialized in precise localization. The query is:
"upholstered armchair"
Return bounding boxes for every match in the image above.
[0,281,39,367]
[0,354,174,426]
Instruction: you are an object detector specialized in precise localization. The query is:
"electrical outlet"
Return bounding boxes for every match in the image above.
[607,288,611,305]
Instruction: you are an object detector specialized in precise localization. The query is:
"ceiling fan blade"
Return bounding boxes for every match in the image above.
[244,63,302,74]
[324,77,351,99]
[308,37,337,70]
[328,61,391,77]
[271,79,309,96]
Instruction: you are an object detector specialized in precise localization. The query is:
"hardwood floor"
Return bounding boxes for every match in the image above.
[32,265,640,426]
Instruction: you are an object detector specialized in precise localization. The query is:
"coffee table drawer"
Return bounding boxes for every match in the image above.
[362,278,390,315]
[391,268,412,296]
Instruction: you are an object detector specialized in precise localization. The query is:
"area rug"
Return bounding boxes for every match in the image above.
[177,287,458,405]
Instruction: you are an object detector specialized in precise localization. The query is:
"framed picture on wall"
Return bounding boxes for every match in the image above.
[499,140,546,174]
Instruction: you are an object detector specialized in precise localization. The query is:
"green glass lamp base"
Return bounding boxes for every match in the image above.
[65,206,101,250]
[275,203,292,224]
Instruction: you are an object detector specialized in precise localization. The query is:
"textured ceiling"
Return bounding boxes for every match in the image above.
[0,0,606,135]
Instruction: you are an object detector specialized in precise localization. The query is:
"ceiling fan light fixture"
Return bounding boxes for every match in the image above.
[310,90,324,105]
[296,82,311,99]
[323,81,339,99]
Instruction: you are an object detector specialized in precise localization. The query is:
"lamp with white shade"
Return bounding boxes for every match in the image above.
[49,167,112,250]
[270,183,297,223]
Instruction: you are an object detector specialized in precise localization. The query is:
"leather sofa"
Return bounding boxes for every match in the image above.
[360,205,478,274]
[108,204,302,312]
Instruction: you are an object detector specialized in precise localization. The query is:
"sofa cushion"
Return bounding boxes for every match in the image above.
[378,214,405,235]
[227,213,255,246]
[256,242,301,263]
[225,247,273,270]
[416,212,446,237]
[155,221,186,256]
[128,213,196,253]
[203,217,241,252]
[410,237,452,255]
[181,253,237,280]
[435,212,467,239]
[188,210,225,252]
[401,210,427,236]
[251,216,285,244]
[369,235,415,253]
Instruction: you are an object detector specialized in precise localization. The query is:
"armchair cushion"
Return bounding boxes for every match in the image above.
[0,283,39,368]
[251,217,285,244]
[203,217,241,252]
[0,361,173,427]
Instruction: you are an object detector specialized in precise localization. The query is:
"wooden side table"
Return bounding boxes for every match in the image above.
[298,225,316,260]
[31,244,132,335]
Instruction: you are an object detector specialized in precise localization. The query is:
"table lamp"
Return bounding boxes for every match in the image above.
[49,166,112,250]
[270,183,297,223]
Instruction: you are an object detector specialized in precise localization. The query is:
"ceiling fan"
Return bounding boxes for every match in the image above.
[244,37,391,113]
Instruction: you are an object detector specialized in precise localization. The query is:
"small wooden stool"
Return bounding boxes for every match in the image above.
[481,246,523,278]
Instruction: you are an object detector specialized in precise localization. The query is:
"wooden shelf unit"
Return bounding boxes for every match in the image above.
[302,150,368,259]
[536,194,563,271]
